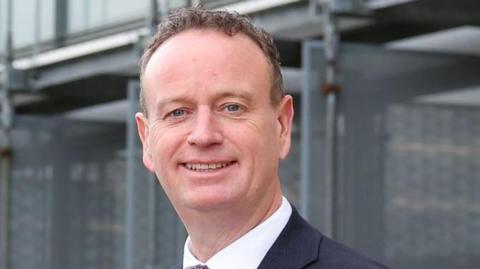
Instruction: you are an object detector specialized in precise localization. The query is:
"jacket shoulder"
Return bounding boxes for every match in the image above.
[259,206,389,269]
[310,236,389,269]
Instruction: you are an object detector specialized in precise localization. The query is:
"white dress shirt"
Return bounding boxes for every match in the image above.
[183,196,292,269]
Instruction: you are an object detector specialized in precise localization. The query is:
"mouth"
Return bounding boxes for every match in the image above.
[181,161,237,172]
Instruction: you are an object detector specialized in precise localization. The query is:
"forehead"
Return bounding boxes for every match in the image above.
[142,28,272,90]
[149,28,266,62]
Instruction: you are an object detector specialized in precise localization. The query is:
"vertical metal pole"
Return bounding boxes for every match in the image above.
[31,0,42,82]
[0,130,12,269]
[55,0,68,46]
[321,0,340,238]
[0,2,3,263]
[5,0,13,65]
[323,88,336,238]
[0,0,2,48]
[145,175,157,269]
[308,0,320,15]
[43,166,53,269]
[0,0,14,268]
[300,43,312,219]
[158,0,169,20]
[125,80,139,269]
[149,0,158,36]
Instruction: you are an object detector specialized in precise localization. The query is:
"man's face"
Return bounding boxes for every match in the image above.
[136,29,293,212]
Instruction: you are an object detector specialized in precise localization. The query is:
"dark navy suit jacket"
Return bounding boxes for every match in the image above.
[172,208,389,269]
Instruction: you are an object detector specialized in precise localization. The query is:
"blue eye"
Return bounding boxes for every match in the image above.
[226,104,240,112]
[170,109,186,117]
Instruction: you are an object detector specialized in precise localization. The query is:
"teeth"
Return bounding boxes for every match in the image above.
[184,162,232,171]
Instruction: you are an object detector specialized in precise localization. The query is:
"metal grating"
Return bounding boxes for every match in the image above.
[9,117,127,269]
[385,104,480,268]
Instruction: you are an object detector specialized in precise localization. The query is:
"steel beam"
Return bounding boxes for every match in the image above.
[27,46,138,90]
[251,2,371,40]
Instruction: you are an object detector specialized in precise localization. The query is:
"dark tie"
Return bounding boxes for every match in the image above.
[186,265,209,269]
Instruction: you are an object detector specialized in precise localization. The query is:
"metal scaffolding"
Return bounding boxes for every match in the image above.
[321,0,340,239]
[0,0,14,268]
[300,0,340,239]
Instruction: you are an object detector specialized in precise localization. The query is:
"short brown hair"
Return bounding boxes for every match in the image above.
[139,7,284,115]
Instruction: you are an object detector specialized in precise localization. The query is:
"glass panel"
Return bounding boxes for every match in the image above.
[12,0,55,48]
[4,0,191,51]
[68,0,149,34]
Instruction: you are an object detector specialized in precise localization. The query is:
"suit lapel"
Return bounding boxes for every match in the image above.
[258,207,322,269]
[173,207,322,269]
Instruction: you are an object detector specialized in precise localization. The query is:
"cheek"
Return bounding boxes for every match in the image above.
[230,117,281,161]
[147,128,181,172]
[148,135,182,196]
[249,116,282,152]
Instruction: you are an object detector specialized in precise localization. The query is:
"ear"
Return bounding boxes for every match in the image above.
[276,95,294,160]
[135,112,155,172]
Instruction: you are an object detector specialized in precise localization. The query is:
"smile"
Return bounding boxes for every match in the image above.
[183,161,236,172]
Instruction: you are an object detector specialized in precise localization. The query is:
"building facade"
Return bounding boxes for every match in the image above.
[1,1,480,268]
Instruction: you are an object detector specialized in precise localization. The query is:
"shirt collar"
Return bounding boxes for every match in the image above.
[183,196,292,269]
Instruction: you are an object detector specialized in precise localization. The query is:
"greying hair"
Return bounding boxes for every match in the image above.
[139,7,284,115]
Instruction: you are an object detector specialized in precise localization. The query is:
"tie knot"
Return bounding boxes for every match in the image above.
[186,265,209,269]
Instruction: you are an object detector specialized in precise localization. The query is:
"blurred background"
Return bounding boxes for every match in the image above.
[0,0,479,268]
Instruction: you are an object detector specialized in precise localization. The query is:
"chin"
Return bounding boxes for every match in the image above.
[182,192,241,212]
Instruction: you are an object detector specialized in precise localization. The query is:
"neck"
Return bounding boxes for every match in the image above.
[181,190,283,262]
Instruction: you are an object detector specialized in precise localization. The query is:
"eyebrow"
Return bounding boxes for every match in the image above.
[214,90,254,103]
[155,89,255,112]
[155,96,193,115]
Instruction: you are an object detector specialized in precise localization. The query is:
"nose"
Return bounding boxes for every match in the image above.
[187,108,223,147]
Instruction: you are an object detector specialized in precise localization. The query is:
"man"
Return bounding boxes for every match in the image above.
[136,7,388,269]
